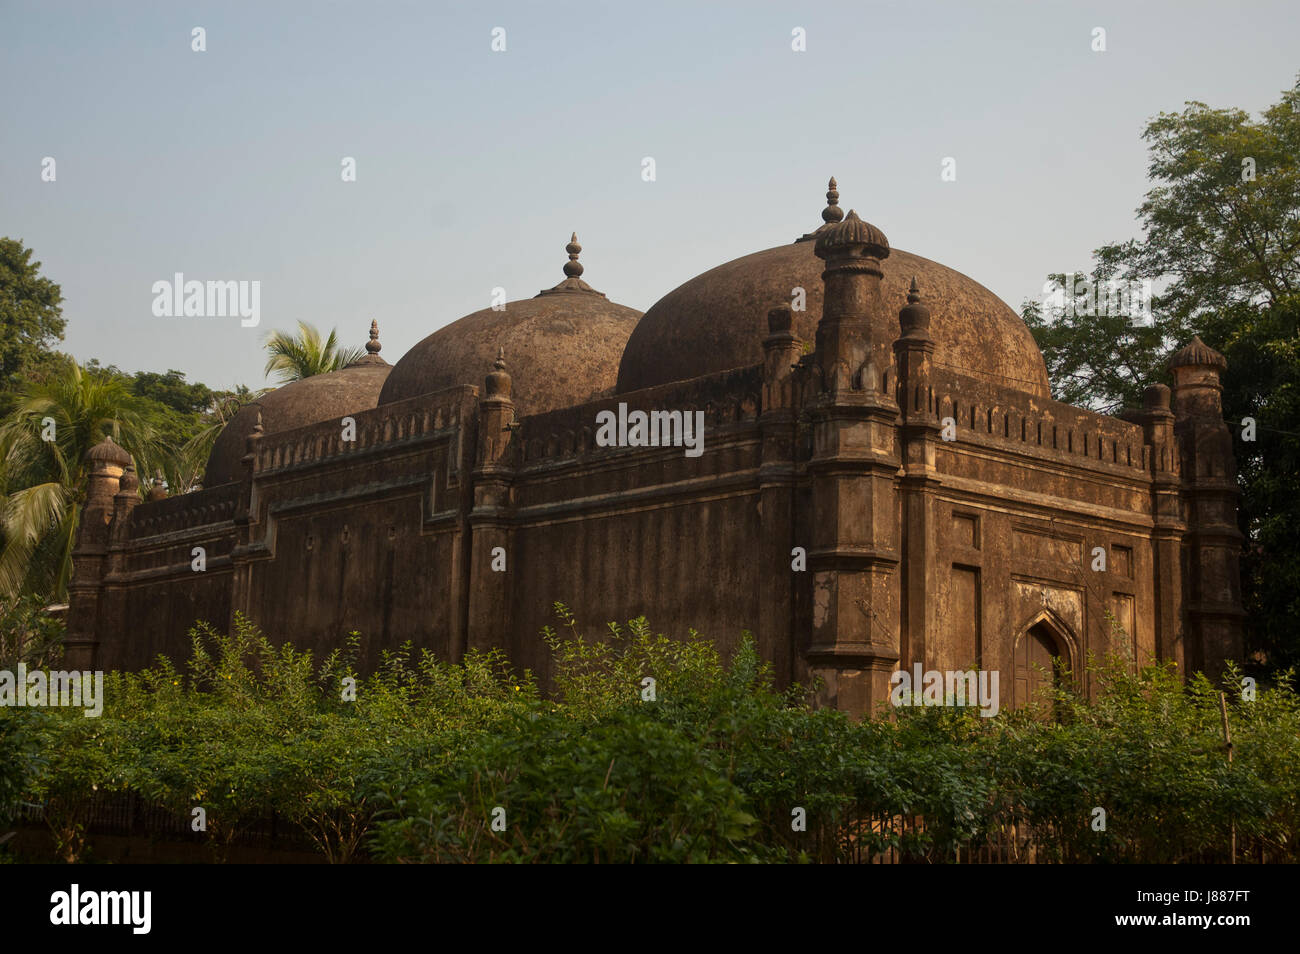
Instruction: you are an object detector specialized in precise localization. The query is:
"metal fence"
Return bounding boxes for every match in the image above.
[14,795,1272,863]
[18,791,326,857]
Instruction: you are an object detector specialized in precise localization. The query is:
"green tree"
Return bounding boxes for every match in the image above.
[0,238,66,388]
[125,369,232,495]
[0,359,158,599]
[1025,75,1300,410]
[130,369,213,416]
[1097,81,1300,326]
[1022,286,1169,414]
[78,362,259,494]
[263,321,363,384]
[1024,76,1300,671]
[176,384,259,491]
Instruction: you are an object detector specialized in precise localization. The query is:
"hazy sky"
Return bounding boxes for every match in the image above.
[3,0,1298,392]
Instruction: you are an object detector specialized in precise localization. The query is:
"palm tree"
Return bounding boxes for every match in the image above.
[170,385,263,492]
[263,321,364,384]
[0,359,160,599]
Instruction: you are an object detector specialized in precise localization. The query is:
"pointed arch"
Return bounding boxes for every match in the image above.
[1011,607,1078,710]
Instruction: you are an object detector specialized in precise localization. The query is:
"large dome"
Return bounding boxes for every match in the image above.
[204,324,391,487]
[379,235,642,416]
[617,181,1051,399]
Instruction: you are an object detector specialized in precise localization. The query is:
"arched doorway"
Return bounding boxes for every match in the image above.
[1012,613,1074,711]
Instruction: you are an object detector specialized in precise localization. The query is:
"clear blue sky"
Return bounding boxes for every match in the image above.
[2,0,1297,392]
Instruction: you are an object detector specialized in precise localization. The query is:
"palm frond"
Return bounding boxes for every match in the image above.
[0,482,73,597]
[263,321,365,382]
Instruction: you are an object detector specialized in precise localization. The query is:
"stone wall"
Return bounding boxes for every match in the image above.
[67,308,1243,714]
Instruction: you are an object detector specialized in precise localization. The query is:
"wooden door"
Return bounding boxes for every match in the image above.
[1014,623,1060,709]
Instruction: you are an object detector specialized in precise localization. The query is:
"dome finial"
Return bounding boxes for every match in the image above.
[822,177,844,225]
[908,276,920,303]
[797,175,847,242]
[563,233,584,279]
[344,319,387,367]
[537,232,605,298]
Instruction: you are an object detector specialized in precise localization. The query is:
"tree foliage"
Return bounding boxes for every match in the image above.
[263,321,363,384]
[0,238,66,388]
[1025,75,1300,409]
[0,360,160,599]
[1024,76,1300,669]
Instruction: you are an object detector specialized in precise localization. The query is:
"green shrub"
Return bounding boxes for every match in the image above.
[369,706,771,863]
[12,605,1300,864]
[0,707,46,853]
[0,594,64,669]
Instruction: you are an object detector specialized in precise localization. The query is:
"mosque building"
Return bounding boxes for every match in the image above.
[67,179,1244,713]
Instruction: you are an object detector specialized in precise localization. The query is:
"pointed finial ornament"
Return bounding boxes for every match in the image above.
[899,276,931,337]
[148,469,167,501]
[537,232,605,297]
[346,319,386,366]
[242,410,265,468]
[797,175,847,242]
[563,233,584,278]
[822,177,844,225]
[485,346,512,400]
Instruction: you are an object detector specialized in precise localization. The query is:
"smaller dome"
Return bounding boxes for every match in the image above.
[898,277,932,338]
[115,463,140,497]
[484,348,512,400]
[1143,382,1172,409]
[814,209,890,259]
[86,435,132,466]
[204,324,391,486]
[1169,335,1226,371]
[379,235,642,416]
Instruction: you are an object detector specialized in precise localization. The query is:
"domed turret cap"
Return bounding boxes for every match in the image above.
[898,277,931,334]
[484,348,512,400]
[85,435,132,466]
[814,209,890,260]
[1169,335,1226,371]
[116,462,140,496]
